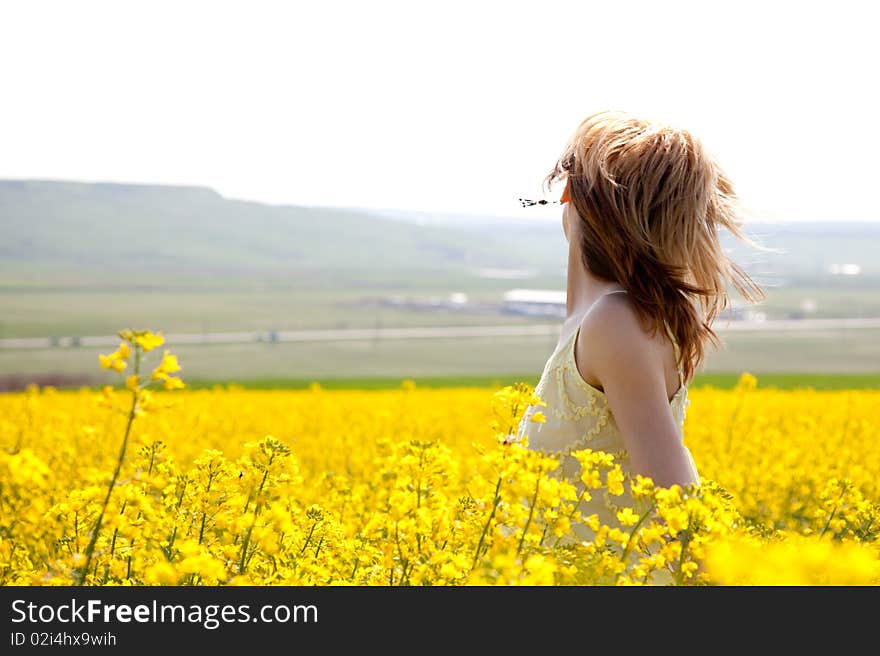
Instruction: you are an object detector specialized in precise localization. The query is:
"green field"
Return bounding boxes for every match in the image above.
[15,371,880,392]
[3,275,880,389]
[2,181,879,390]
[182,372,880,391]
[4,325,880,389]
[4,273,880,340]
[0,275,560,338]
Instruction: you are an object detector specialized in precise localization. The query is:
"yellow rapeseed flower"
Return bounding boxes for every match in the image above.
[606,467,625,496]
[116,341,131,360]
[151,350,181,380]
[162,376,185,391]
[135,330,165,352]
[616,507,640,527]
[98,353,126,372]
[0,369,877,587]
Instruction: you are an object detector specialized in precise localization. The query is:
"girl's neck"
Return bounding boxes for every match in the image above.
[565,239,625,319]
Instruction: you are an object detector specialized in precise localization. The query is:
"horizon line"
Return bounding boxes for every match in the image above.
[1,176,878,224]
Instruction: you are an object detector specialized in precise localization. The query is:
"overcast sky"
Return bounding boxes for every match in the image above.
[1,0,877,222]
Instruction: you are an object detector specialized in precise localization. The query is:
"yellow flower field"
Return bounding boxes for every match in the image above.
[0,332,878,586]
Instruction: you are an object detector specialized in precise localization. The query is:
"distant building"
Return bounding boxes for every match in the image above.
[501,289,566,317]
[383,292,479,312]
[719,299,767,322]
[828,263,861,276]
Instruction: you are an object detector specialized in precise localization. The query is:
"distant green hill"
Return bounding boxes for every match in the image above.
[0,180,567,278]
[373,208,880,281]
[1,179,879,283]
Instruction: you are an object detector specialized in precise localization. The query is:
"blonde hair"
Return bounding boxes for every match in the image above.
[546,109,767,383]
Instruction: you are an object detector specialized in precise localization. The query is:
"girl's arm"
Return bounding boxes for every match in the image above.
[575,295,698,489]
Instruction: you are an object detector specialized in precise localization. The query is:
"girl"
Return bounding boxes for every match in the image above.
[517,110,766,538]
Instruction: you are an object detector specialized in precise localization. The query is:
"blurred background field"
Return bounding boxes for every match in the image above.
[2,180,880,390]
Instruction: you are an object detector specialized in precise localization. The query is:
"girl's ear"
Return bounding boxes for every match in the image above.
[560,179,571,204]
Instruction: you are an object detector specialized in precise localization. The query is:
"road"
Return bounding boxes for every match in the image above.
[2,317,880,350]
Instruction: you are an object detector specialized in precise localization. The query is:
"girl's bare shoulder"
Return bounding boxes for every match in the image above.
[576,294,668,387]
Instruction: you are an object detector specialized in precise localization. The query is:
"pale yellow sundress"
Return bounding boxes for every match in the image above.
[515,290,699,543]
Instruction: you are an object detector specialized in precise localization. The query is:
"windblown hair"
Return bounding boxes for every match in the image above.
[546,109,767,383]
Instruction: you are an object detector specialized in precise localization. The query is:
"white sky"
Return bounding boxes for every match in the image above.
[1,0,877,221]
